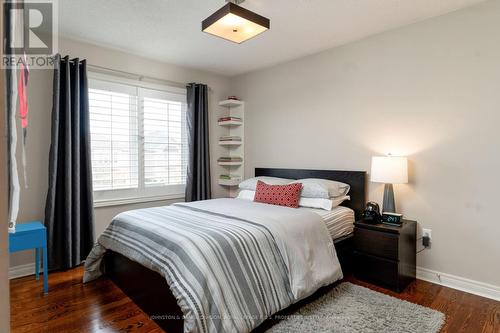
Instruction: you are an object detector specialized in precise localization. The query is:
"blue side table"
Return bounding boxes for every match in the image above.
[9,221,48,293]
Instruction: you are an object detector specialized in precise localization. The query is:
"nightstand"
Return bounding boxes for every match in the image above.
[353,219,416,292]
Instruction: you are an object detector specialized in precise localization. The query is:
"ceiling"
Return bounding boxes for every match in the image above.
[58,0,486,76]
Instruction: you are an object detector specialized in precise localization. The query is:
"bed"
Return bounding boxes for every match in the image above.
[85,168,366,333]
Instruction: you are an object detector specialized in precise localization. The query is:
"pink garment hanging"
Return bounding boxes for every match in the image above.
[18,55,30,187]
[18,58,29,133]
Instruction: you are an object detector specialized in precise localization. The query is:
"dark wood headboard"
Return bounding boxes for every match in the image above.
[255,168,367,220]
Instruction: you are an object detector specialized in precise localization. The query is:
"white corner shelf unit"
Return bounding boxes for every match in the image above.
[217,99,244,196]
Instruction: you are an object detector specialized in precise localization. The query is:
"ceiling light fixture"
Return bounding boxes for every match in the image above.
[202,0,270,44]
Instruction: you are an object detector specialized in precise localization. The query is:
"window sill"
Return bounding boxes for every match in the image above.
[93,194,185,208]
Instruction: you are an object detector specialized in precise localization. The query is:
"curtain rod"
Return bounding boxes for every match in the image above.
[62,59,212,91]
[86,64,189,89]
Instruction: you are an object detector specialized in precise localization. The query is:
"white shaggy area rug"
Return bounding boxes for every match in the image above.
[266,282,445,333]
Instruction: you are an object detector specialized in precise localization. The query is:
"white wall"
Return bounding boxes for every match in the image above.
[0,94,9,332]
[233,0,500,288]
[0,91,10,332]
[0,3,11,328]
[10,37,231,268]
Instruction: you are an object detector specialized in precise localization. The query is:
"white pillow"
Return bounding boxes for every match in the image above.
[236,190,256,201]
[237,190,350,211]
[238,176,292,191]
[290,178,350,198]
[298,196,350,210]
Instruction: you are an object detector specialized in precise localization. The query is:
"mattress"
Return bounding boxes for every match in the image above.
[301,206,355,240]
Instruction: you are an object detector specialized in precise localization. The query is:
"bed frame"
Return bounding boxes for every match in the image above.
[254,168,366,220]
[105,168,366,332]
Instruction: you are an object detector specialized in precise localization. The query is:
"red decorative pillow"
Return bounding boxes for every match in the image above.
[254,180,303,208]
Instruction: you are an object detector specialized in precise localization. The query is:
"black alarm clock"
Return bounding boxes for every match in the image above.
[382,212,403,226]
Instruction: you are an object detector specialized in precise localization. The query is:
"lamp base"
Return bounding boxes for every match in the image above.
[383,183,396,213]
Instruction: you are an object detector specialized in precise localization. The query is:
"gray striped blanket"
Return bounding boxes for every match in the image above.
[84,199,342,333]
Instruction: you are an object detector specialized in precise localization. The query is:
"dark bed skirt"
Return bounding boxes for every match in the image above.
[104,234,354,333]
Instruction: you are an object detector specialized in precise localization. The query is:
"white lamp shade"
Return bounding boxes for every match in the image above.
[371,156,408,184]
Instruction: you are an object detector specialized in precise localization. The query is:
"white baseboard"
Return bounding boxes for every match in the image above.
[417,266,500,301]
[9,263,38,280]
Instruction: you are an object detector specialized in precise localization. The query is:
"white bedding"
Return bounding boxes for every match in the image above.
[301,206,355,240]
[85,198,344,332]
[180,198,343,301]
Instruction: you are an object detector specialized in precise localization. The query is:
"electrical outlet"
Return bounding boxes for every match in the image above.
[422,228,432,240]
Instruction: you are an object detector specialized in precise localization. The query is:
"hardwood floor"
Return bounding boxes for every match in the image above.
[10,266,499,333]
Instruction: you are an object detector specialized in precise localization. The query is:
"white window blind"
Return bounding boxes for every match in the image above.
[88,74,187,204]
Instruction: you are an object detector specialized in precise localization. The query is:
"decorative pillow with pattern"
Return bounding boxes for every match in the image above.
[254,180,303,208]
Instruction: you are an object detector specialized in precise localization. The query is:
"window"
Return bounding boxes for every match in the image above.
[88,73,188,205]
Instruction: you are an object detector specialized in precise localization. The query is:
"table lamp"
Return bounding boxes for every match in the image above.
[370,155,408,213]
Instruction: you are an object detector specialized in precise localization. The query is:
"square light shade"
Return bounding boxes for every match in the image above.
[371,156,408,184]
[202,3,270,44]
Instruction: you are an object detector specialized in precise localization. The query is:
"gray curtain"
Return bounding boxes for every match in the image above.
[44,54,95,270]
[185,83,211,201]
